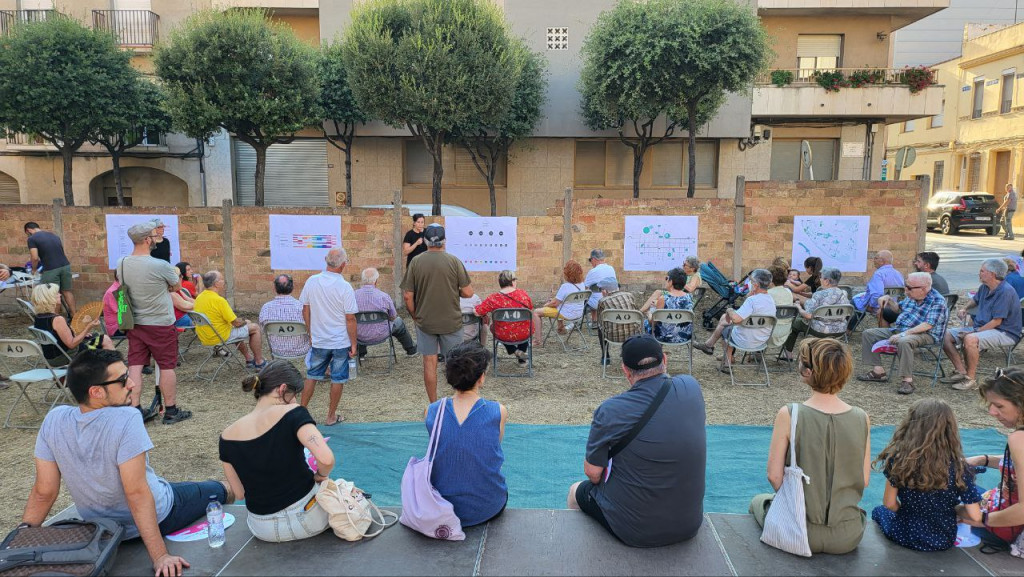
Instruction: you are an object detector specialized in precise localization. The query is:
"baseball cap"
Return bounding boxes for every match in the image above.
[621,335,664,371]
[424,223,445,243]
[149,218,165,228]
[127,222,156,243]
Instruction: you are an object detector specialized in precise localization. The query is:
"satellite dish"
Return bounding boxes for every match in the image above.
[800,140,814,180]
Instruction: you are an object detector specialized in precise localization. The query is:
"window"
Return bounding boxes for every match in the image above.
[103,187,132,206]
[932,161,944,194]
[958,156,967,190]
[903,120,915,132]
[973,79,985,119]
[454,146,506,186]
[139,126,162,146]
[572,139,718,188]
[769,139,838,181]
[796,35,841,78]
[968,154,981,191]
[573,141,605,186]
[930,100,945,128]
[1002,72,1015,114]
[546,27,568,51]
[404,141,507,186]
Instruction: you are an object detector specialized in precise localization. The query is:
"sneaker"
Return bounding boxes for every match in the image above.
[897,381,915,395]
[952,377,979,391]
[939,372,968,385]
[162,407,193,425]
[405,348,418,357]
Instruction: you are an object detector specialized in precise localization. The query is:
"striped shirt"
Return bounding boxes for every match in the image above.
[354,285,398,344]
[258,295,310,358]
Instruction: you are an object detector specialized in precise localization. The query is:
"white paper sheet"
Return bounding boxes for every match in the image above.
[269,214,343,271]
[623,215,698,271]
[791,215,871,273]
[444,216,517,272]
[105,214,180,269]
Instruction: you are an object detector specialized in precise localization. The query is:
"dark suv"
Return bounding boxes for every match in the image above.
[926,191,1000,235]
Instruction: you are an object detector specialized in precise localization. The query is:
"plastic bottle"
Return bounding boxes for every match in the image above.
[348,357,358,379]
[206,495,225,548]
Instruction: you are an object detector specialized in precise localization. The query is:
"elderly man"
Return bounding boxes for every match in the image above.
[258,274,311,359]
[849,250,904,331]
[401,224,474,403]
[857,272,948,395]
[193,270,265,369]
[694,268,777,368]
[568,335,706,547]
[595,278,641,366]
[25,221,75,315]
[584,249,618,321]
[300,248,359,425]
[941,258,1023,391]
[355,267,416,357]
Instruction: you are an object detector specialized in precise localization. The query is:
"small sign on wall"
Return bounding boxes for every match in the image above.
[842,142,865,158]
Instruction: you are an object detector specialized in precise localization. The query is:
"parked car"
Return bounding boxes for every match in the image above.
[926,191,1000,235]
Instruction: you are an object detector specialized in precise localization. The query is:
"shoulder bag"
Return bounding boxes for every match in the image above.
[113,259,135,332]
[317,478,397,541]
[604,377,672,481]
[0,518,124,577]
[399,398,466,541]
[760,403,813,557]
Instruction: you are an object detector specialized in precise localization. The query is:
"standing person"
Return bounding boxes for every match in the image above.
[149,219,171,263]
[299,248,359,426]
[354,267,417,357]
[583,249,617,321]
[568,335,706,547]
[911,251,949,297]
[119,221,189,425]
[474,270,534,361]
[402,213,428,269]
[401,224,474,403]
[24,221,75,315]
[871,399,983,551]
[998,183,1018,241]
[750,338,871,555]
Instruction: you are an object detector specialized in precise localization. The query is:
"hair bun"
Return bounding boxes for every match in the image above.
[241,374,259,393]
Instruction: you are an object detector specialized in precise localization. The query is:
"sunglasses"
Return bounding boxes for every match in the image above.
[904,284,925,290]
[94,372,130,388]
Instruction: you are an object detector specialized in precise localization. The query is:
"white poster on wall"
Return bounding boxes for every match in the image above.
[268,214,342,270]
[445,216,517,272]
[105,214,180,269]
[623,215,699,271]
[791,215,871,273]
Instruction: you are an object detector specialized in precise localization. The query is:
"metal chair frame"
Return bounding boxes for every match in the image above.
[462,313,484,344]
[541,290,590,352]
[650,309,694,374]
[355,311,397,373]
[262,320,311,361]
[0,339,70,429]
[690,287,707,310]
[16,297,35,321]
[489,308,534,378]
[187,311,248,384]
[767,305,799,373]
[724,314,777,387]
[599,309,645,380]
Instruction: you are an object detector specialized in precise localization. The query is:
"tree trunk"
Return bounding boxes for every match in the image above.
[111,153,125,206]
[686,102,698,199]
[343,140,353,208]
[632,145,645,199]
[254,144,267,207]
[430,138,443,216]
[60,147,75,206]
[487,175,497,216]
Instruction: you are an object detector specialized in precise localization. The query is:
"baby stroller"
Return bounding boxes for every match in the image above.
[699,262,747,330]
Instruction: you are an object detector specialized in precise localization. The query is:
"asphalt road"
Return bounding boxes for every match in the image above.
[925,230,1022,291]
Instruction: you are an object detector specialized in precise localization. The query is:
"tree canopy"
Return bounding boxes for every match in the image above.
[319,40,369,207]
[155,8,321,206]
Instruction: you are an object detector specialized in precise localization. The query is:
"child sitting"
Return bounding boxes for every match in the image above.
[871,399,983,551]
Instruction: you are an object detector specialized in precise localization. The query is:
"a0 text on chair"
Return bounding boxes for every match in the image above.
[262,321,310,361]
[650,309,694,374]
[724,314,777,387]
[0,339,70,429]
[186,311,248,384]
[883,286,906,301]
[354,311,396,373]
[768,305,799,373]
[489,308,533,378]
[542,290,590,353]
[807,304,855,343]
[599,309,645,380]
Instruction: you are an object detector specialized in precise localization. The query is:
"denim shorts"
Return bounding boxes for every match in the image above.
[247,484,329,543]
[306,347,350,383]
[157,480,227,536]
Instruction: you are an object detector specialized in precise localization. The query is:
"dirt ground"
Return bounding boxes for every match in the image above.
[0,292,1010,527]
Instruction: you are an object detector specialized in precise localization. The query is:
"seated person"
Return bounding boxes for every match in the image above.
[258,274,312,359]
[427,341,508,526]
[175,262,199,297]
[354,267,417,357]
[533,260,586,336]
[595,278,642,365]
[460,293,485,345]
[857,272,947,395]
[194,270,266,369]
[584,249,617,322]
[694,268,777,368]
[767,265,794,350]
[787,268,801,287]
[849,250,905,330]
[102,270,126,339]
[782,267,849,358]
[787,256,822,300]
[682,255,702,294]
[171,262,197,328]
[642,267,693,343]
[19,349,233,577]
[1003,257,1024,299]
[941,258,1023,391]
[220,361,333,542]
[31,283,112,366]
[475,270,534,363]
[568,335,706,547]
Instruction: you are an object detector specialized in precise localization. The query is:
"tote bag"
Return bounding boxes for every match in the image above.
[399,398,466,541]
[760,403,813,557]
[317,477,397,541]
[114,259,135,331]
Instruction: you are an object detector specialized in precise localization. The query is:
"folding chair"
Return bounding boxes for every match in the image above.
[175,289,198,361]
[355,311,396,373]
[490,308,533,378]
[837,285,854,304]
[462,313,484,344]
[879,338,946,388]
[262,321,310,361]
[16,298,35,321]
[807,304,855,343]
[541,290,590,352]
[768,305,799,372]
[599,309,644,379]
[187,311,248,383]
[0,339,70,429]
[98,315,128,351]
[997,298,1024,366]
[690,287,707,310]
[724,314,776,387]
[883,287,906,301]
[650,309,694,374]
[26,327,75,369]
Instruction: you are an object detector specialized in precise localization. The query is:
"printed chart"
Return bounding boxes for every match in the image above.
[623,216,698,271]
[791,215,870,272]
[105,214,180,269]
[445,216,517,272]
[269,214,342,270]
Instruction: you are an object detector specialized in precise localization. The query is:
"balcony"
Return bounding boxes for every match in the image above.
[752,68,944,123]
[92,10,160,47]
[0,9,57,35]
[757,0,948,28]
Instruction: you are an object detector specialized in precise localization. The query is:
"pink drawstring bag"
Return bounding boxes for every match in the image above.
[399,397,465,540]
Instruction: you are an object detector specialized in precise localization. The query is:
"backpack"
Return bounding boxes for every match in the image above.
[0,519,124,577]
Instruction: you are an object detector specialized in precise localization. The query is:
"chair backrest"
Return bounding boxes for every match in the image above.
[943,293,959,312]
[775,305,799,320]
[560,290,591,308]
[690,287,706,308]
[185,311,231,346]
[837,285,854,303]
[262,321,309,337]
[651,309,694,326]
[600,309,645,327]
[16,298,35,319]
[462,313,480,326]
[883,286,905,300]
[0,338,45,360]
[740,314,776,329]
[355,311,390,325]
[810,303,854,323]
[27,326,74,366]
[490,308,532,324]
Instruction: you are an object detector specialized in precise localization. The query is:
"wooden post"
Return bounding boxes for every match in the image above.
[562,187,573,266]
[221,200,235,308]
[916,175,930,254]
[392,189,404,306]
[51,198,64,238]
[734,176,745,281]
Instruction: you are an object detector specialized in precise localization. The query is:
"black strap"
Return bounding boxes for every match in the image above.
[608,377,672,459]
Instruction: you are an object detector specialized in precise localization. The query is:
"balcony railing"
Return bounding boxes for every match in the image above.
[756,67,932,88]
[3,131,47,146]
[92,10,159,47]
[0,9,57,34]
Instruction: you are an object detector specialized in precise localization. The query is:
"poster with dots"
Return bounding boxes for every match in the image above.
[623,215,698,271]
[445,216,517,272]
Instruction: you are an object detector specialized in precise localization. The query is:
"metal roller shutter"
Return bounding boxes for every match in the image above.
[0,172,19,203]
[797,35,842,58]
[234,138,329,206]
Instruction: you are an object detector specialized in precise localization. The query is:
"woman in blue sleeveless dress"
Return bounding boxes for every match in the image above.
[642,267,693,343]
[425,341,509,526]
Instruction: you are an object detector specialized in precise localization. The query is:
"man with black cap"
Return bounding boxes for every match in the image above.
[401,223,474,402]
[568,335,707,547]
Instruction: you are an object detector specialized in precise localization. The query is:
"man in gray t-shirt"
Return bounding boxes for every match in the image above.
[998,183,1018,240]
[20,350,230,577]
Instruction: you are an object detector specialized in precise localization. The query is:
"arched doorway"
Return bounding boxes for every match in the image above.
[0,171,19,204]
[89,167,188,206]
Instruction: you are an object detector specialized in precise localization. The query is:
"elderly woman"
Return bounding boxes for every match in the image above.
[475,270,534,363]
[533,260,587,338]
[694,268,777,368]
[31,283,113,366]
[781,267,849,360]
[751,338,871,554]
[682,255,702,294]
[641,267,694,343]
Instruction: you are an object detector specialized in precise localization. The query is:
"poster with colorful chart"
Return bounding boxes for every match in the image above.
[269,214,342,270]
[445,216,517,272]
[623,216,698,271]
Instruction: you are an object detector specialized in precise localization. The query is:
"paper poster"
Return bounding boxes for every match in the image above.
[269,214,342,271]
[791,216,870,273]
[623,216,698,271]
[445,216,517,271]
[105,214,180,269]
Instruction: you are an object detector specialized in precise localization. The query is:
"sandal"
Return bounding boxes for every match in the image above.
[325,413,346,426]
[856,370,888,382]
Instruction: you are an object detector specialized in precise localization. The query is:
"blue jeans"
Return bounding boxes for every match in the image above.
[157,480,228,536]
[174,315,194,328]
[305,347,350,383]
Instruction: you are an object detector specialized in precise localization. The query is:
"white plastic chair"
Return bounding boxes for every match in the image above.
[724,314,777,387]
[0,339,70,429]
[650,309,694,374]
[541,290,590,352]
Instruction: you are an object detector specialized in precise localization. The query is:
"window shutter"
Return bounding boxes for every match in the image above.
[684,141,718,187]
[797,35,842,58]
[652,142,683,187]
[606,141,634,187]
[574,141,606,186]
[0,172,19,203]
[234,139,329,206]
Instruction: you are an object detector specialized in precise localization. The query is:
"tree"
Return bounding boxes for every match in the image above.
[90,78,172,206]
[155,9,321,206]
[453,42,547,216]
[318,40,369,208]
[579,0,769,198]
[0,16,137,205]
[343,0,519,216]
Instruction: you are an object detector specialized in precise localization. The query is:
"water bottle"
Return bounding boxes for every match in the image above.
[206,495,225,548]
[24,262,31,275]
[348,356,358,379]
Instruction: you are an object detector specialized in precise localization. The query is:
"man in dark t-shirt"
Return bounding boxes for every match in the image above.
[25,221,75,315]
[148,219,171,263]
[568,335,707,547]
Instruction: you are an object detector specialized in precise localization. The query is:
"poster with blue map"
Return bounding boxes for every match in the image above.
[791,216,870,273]
[623,216,698,271]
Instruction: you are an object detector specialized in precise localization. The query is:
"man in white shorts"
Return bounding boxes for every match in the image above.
[941,258,1022,391]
